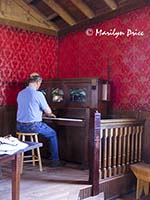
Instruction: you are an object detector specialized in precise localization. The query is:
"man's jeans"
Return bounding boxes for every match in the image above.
[17,122,59,161]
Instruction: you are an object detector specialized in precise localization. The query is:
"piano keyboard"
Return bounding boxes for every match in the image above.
[42,117,83,122]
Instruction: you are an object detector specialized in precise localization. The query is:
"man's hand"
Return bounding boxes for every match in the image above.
[44,107,56,118]
[50,113,56,118]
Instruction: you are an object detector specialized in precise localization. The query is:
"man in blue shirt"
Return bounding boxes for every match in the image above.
[17,73,61,167]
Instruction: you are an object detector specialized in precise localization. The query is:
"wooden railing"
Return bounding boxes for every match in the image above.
[100,118,144,179]
[89,112,145,196]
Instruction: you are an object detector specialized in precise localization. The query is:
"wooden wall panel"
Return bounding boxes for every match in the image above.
[0,106,149,166]
[0,106,17,136]
[138,111,150,163]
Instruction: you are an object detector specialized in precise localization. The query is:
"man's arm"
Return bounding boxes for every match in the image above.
[39,93,56,118]
[44,106,56,118]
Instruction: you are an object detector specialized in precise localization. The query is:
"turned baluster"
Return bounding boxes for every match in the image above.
[103,129,108,178]
[134,126,139,162]
[108,128,113,177]
[138,126,143,162]
[99,129,103,179]
[131,126,136,164]
[122,127,127,173]
[118,127,123,174]
[126,126,132,172]
[112,127,118,176]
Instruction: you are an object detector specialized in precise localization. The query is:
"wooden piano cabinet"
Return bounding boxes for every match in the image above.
[43,108,90,168]
[40,78,111,166]
[40,78,111,118]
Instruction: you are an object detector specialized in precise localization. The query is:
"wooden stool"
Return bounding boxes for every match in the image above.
[16,132,42,173]
[130,162,150,199]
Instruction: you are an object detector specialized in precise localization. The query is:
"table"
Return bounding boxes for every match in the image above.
[0,142,42,200]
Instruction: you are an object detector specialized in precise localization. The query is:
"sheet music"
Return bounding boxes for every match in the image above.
[0,136,28,155]
[43,117,83,122]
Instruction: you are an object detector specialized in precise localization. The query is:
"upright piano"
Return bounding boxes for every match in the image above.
[40,78,111,167]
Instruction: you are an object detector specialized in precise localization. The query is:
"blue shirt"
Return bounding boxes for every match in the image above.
[17,86,49,123]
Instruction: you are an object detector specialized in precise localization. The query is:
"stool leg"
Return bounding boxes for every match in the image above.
[35,135,42,172]
[17,134,21,140]
[30,135,35,166]
[143,181,149,196]
[136,179,144,199]
[17,133,23,173]
[21,134,25,174]
[20,153,24,174]
[36,147,42,172]
[17,132,42,172]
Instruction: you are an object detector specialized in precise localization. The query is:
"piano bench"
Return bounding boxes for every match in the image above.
[130,162,150,199]
[16,132,42,173]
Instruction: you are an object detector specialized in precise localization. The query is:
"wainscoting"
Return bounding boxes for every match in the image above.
[0,106,17,136]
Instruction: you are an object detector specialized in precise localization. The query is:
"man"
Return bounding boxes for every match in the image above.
[16,72,62,167]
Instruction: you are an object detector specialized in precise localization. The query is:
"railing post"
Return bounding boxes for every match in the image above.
[89,111,101,196]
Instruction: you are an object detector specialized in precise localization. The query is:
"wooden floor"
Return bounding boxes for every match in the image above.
[0,159,92,200]
[0,160,150,200]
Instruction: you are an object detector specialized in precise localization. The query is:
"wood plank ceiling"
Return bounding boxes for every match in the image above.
[0,0,149,37]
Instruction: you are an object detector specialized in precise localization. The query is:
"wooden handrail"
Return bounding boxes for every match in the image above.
[100,118,145,178]
[101,118,145,128]
[88,112,145,197]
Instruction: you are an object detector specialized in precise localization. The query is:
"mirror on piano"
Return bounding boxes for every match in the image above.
[40,78,111,117]
[51,88,64,103]
[69,88,87,103]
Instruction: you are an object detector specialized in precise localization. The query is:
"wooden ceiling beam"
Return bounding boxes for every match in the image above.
[0,0,57,35]
[43,0,76,26]
[47,13,58,20]
[14,0,59,31]
[58,0,147,37]
[0,16,57,36]
[104,0,118,10]
[24,0,35,4]
[70,0,95,19]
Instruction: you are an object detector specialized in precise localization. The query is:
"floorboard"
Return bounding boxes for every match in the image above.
[0,160,91,200]
[1,160,150,200]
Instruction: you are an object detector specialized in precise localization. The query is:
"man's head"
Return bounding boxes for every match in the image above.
[27,72,42,90]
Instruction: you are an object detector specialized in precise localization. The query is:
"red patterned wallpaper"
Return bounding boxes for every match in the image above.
[0,26,57,105]
[58,7,150,111]
[1,6,150,111]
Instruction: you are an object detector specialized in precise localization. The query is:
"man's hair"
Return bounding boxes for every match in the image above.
[27,73,42,84]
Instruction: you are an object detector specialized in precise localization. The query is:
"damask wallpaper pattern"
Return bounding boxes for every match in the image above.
[0,26,57,105]
[0,7,150,111]
[58,7,150,111]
